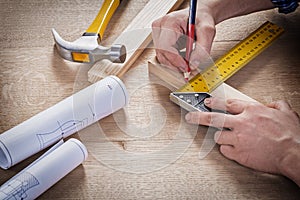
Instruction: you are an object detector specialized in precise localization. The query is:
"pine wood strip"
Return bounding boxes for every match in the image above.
[148,58,257,102]
[88,0,185,83]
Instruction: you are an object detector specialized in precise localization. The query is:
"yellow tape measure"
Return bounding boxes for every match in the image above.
[177,21,284,93]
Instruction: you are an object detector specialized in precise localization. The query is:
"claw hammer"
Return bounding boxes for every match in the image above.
[52,0,126,64]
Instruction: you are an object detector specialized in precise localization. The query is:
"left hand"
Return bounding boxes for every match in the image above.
[185,98,300,176]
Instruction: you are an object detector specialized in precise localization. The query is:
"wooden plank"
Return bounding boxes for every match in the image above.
[88,0,185,83]
[1,0,300,197]
[148,58,256,102]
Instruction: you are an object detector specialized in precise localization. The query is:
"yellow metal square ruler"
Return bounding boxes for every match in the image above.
[170,21,284,112]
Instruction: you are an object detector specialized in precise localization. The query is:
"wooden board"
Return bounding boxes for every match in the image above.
[88,0,185,83]
[1,0,300,198]
[148,58,256,102]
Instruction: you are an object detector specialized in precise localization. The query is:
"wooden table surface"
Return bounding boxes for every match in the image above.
[0,0,299,199]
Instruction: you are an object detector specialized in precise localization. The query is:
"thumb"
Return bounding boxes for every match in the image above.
[189,23,216,70]
[220,145,236,160]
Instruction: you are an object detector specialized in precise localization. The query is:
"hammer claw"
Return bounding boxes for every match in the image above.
[52,28,126,64]
[52,0,126,64]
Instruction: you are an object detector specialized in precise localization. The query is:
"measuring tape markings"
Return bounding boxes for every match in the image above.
[177,21,285,93]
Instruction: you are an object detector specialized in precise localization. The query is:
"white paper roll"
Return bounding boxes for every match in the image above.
[0,138,88,199]
[0,75,128,169]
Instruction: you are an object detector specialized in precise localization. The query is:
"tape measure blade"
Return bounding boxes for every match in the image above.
[178,21,284,93]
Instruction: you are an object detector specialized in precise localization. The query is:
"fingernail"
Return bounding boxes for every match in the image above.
[185,113,191,121]
[204,98,211,105]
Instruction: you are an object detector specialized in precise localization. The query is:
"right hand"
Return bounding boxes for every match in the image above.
[151,0,275,73]
[151,6,216,72]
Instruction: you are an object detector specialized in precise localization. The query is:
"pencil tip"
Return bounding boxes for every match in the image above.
[184,72,191,81]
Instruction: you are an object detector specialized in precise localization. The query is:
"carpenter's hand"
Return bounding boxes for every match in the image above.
[185,98,300,185]
[151,6,216,72]
[151,0,275,73]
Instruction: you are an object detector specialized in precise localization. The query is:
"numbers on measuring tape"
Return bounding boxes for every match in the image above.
[178,21,284,93]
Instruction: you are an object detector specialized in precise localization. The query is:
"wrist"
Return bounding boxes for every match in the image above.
[201,0,275,24]
[278,136,300,186]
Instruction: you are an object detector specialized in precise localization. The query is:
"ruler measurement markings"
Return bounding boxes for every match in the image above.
[177,21,284,93]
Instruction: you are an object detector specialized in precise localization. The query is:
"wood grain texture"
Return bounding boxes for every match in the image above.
[0,0,300,199]
[87,0,185,83]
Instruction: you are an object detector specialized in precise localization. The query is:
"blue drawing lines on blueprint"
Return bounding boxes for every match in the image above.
[36,118,88,149]
[88,103,96,121]
[0,172,39,200]
[36,102,96,149]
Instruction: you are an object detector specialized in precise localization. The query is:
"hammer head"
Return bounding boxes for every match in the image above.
[52,29,126,64]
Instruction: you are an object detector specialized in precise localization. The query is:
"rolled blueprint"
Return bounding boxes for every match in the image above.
[0,138,88,199]
[0,75,128,169]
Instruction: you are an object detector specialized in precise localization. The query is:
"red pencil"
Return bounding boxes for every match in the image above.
[184,0,197,81]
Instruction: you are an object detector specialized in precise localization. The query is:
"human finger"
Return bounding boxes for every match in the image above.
[152,17,187,70]
[151,18,162,40]
[219,145,236,161]
[185,111,236,128]
[267,100,293,112]
[204,98,248,114]
[214,130,237,146]
[189,23,216,70]
[155,48,186,72]
[158,30,187,70]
